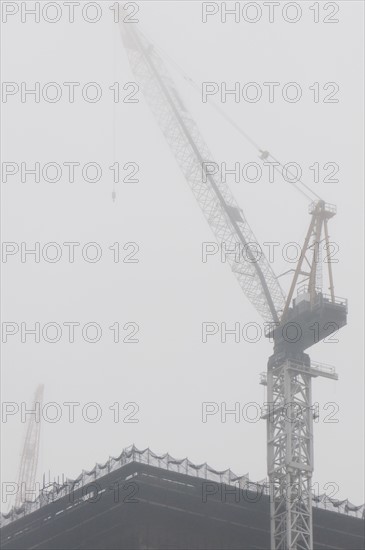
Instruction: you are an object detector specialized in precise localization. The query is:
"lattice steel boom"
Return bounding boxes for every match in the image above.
[120,24,285,324]
[14,384,44,509]
[120,22,347,550]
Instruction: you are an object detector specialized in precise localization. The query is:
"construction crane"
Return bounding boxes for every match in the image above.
[14,384,43,509]
[120,23,348,550]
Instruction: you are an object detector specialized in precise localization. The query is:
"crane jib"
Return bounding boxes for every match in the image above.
[123,24,280,324]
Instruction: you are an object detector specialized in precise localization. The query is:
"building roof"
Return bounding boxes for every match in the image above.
[2,444,364,528]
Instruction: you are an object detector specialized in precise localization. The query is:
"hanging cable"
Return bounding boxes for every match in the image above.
[140,28,322,203]
[112,23,117,202]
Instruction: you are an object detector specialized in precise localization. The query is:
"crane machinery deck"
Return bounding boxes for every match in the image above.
[119,22,348,550]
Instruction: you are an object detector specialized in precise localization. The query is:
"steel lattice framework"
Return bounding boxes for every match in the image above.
[120,25,285,324]
[263,359,338,550]
[14,384,44,509]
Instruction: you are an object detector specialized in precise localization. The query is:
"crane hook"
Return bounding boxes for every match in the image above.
[259,150,269,160]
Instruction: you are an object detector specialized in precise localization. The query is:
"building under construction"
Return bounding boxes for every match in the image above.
[1,446,364,550]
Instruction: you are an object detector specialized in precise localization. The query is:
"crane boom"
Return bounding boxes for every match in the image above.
[120,24,285,324]
[15,384,43,509]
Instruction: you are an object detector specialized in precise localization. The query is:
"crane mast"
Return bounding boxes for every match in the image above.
[263,200,347,550]
[15,384,43,509]
[120,23,348,550]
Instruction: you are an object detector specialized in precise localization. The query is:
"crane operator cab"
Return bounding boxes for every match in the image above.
[267,287,348,357]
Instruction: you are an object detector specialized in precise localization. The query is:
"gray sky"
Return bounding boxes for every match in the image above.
[1,1,364,511]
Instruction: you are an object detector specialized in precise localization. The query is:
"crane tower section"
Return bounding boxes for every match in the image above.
[14,384,44,510]
[264,200,347,550]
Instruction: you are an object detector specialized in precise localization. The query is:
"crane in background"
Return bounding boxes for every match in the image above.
[120,23,348,550]
[14,384,43,510]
